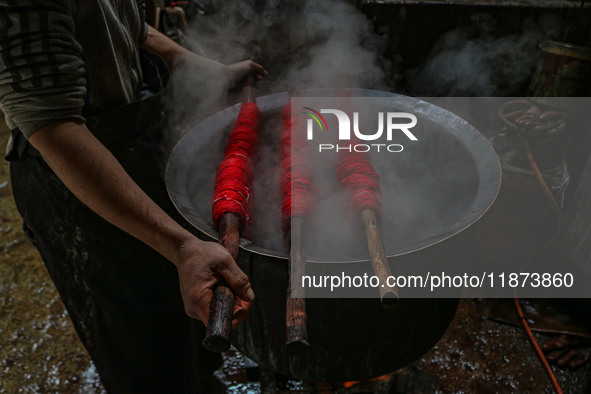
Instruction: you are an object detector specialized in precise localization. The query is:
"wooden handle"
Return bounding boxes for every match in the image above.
[203,283,234,353]
[361,209,399,309]
[285,217,310,350]
[244,75,256,104]
[203,213,240,353]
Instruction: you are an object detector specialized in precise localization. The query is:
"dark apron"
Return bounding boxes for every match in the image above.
[7,49,220,393]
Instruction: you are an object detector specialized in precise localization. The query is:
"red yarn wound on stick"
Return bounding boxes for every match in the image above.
[336,134,383,217]
[212,102,261,227]
[280,101,317,227]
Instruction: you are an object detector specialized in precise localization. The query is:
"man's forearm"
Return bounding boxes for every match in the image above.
[28,119,255,325]
[142,25,224,72]
[141,25,267,91]
[29,120,193,265]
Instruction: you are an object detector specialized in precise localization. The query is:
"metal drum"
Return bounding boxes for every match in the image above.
[165,89,501,381]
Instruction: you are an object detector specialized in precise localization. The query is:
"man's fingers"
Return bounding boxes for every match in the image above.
[251,61,268,77]
[218,259,255,303]
[198,293,212,326]
[569,355,589,369]
[557,349,577,367]
[235,297,251,311]
[231,298,251,329]
[543,335,571,351]
[546,349,565,361]
[184,285,212,326]
[231,308,250,329]
[554,335,572,349]
[541,335,591,369]
[237,60,267,78]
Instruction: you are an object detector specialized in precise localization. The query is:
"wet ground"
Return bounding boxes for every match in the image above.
[416,299,590,393]
[1,120,590,392]
[211,299,591,393]
[0,123,104,393]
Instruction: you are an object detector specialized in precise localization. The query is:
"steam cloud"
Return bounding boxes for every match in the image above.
[165,0,388,132]
[405,13,565,96]
[165,0,392,256]
[187,0,388,91]
[165,2,563,260]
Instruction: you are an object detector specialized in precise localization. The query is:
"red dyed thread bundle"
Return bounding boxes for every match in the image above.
[280,101,317,226]
[212,102,261,226]
[336,136,383,217]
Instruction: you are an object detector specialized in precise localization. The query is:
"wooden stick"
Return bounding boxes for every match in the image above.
[243,76,256,104]
[360,209,399,309]
[203,213,240,353]
[203,79,257,353]
[285,216,310,350]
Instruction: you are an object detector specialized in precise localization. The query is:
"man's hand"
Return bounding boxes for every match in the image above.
[223,60,267,91]
[543,334,590,369]
[142,26,267,92]
[30,121,255,329]
[175,237,255,328]
[173,51,267,92]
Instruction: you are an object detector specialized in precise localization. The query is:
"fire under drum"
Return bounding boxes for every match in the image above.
[165,89,501,382]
